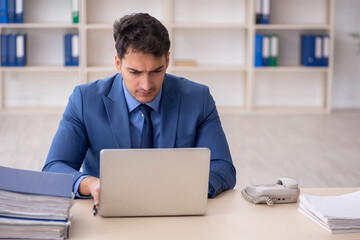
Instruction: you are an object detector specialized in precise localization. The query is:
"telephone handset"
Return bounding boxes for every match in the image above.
[241,177,300,205]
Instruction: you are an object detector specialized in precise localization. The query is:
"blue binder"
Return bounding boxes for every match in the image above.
[262,35,270,66]
[314,35,322,66]
[261,0,270,24]
[322,35,329,67]
[1,34,8,66]
[254,34,263,67]
[0,166,73,198]
[15,0,23,23]
[8,34,16,66]
[6,0,15,23]
[0,0,7,23]
[301,35,315,66]
[64,34,72,66]
[71,34,79,66]
[15,34,26,66]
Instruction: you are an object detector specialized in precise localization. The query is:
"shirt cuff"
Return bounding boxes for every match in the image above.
[74,175,92,198]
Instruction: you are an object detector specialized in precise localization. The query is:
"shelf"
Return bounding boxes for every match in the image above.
[85,66,117,72]
[254,66,329,73]
[172,23,248,29]
[171,65,247,72]
[255,24,331,30]
[85,24,113,30]
[0,23,79,29]
[1,66,80,72]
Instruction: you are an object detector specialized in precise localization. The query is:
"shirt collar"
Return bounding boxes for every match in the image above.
[122,80,162,113]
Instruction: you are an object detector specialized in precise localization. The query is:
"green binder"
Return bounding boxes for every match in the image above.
[72,0,79,23]
[269,34,278,67]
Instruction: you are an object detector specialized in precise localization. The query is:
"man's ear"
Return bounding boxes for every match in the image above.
[115,55,122,73]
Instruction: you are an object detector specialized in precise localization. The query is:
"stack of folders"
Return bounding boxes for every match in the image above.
[255,0,270,24]
[301,34,329,67]
[1,33,26,66]
[0,0,24,23]
[298,191,360,234]
[0,166,74,240]
[254,34,278,67]
[64,34,79,66]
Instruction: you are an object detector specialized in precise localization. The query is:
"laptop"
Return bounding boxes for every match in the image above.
[98,148,210,217]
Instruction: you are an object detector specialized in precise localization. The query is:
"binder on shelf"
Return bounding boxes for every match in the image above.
[8,34,16,66]
[255,0,261,24]
[262,35,270,66]
[269,34,278,67]
[315,35,322,66]
[15,34,25,66]
[6,0,15,23]
[301,35,315,66]
[322,35,329,66]
[64,34,79,66]
[261,0,270,24]
[15,0,23,23]
[71,34,79,66]
[72,0,79,23]
[1,34,8,66]
[0,0,7,23]
[254,34,263,67]
[64,34,72,66]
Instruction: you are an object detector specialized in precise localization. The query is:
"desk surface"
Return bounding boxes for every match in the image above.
[69,188,360,240]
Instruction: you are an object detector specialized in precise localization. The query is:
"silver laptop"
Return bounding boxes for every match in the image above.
[98,148,210,217]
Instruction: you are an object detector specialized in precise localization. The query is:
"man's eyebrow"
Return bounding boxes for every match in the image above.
[152,65,164,71]
[127,67,141,73]
[127,65,164,73]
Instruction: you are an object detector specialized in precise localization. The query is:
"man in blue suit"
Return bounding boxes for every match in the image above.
[43,13,236,206]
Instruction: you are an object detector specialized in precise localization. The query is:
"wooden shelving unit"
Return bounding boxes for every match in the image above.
[0,0,334,112]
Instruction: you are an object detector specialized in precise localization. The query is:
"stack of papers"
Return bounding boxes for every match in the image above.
[298,191,360,234]
[0,166,74,239]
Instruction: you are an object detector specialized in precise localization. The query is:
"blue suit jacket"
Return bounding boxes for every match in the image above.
[43,73,236,198]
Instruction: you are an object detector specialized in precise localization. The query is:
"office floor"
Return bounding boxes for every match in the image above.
[0,109,359,189]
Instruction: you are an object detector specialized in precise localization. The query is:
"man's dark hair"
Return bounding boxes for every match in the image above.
[113,13,170,59]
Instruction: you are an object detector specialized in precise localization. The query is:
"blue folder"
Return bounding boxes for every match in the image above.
[301,35,315,66]
[71,34,79,66]
[6,0,15,23]
[64,34,72,66]
[1,34,8,66]
[8,34,16,66]
[15,33,26,66]
[322,35,329,67]
[15,0,23,23]
[0,0,7,23]
[0,166,73,198]
[254,34,263,67]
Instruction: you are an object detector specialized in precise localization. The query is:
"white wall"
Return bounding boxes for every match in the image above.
[332,0,360,109]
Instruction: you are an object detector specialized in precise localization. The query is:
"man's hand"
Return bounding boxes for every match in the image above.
[79,176,100,206]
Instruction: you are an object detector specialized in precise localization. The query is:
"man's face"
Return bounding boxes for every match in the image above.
[115,49,170,103]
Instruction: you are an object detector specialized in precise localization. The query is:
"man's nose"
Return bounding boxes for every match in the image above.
[139,74,152,90]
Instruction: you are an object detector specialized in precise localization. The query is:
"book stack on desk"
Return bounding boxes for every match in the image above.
[298,191,360,234]
[0,166,74,240]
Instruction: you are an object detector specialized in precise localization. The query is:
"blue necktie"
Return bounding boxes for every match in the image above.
[139,104,153,148]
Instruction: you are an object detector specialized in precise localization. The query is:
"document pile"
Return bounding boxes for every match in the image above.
[0,166,74,239]
[298,190,360,234]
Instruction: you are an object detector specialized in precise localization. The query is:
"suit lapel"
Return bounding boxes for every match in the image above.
[159,76,180,148]
[102,74,132,148]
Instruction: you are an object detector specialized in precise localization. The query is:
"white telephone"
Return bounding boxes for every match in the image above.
[241,177,300,205]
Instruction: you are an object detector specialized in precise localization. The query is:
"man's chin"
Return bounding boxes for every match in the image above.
[136,95,156,104]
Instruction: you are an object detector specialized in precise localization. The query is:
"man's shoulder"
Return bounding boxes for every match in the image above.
[164,74,208,95]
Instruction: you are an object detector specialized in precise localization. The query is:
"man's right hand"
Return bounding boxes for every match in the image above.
[79,176,100,206]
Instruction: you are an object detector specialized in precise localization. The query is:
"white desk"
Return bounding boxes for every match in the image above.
[69,188,360,240]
